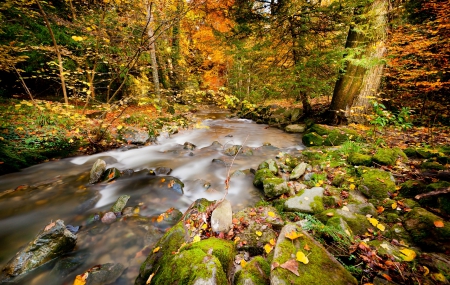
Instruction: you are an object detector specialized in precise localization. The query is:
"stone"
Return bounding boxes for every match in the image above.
[183,141,196,150]
[85,263,125,285]
[211,200,233,232]
[290,162,307,180]
[359,168,396,199]
[154,167,172,175]
[420,161,446,170]
[263,178,290,198]
[121,127,150,144]
[101,167,121,182]
[373,148,407,166]
[253,169,276,188]
[285,124,306,133]
[399,180,427,198]
[270,223,357,285]
[347,153,372,166]
[89,159,107,184]
[110,195,130,213]
[302,132,324,147]
[316,209,373,236]
[224,145,242,156]
[234,256,270,285]
[258,159,279,175]
[0,220,77,282]
[101,212,117,224]
[284,187,324,214]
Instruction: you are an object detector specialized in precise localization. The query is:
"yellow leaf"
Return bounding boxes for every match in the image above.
[349,184,355,190]
[201,223,208,230]
[117,125,123,130]
[156,214,164,223]
[296,251,309,264]
[193,235,201,243]
[241,259,247,268]
[377,223,385,231]
[391,202,397,209]
[73,273,88,285]
[285,230,303,240]
[368,217,379,227]
[399,248,416,261]
[153,247,160,253]
[269,238,276,246]
[256,231,263,237]
[264,244,273,254]
[347,178,355,182]
[146,272,155,284]
[432,273,446,282]
[268,211,275,217]
[423,266,429,276]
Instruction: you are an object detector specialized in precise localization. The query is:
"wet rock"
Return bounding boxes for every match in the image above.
[263,178,290,198]
[290,162,307,180]
[420,253,450,280]
[258,159,279,175]
[121,127,150,144]
[270,223,357,285]
[76,191,102,213]
[154,167,172,175]
[224,145,242,156]
[284,187,324,214]
[285,124,306,133]
[211,200,233,232]
[101,167,121,182]
[234,256,270,285]
[183,141,196,150]
[403,207,450,252]
[49,252,89,280]
[359,168,396,199]
[253,169,276,188]
[89,159,107,184]
[0,220,77,282]
[84,263,125,285]
[110,195,130,213]
[101,212,117,224]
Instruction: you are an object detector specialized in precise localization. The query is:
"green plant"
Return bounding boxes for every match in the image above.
[340,140,362,156]
[369,101,413,133]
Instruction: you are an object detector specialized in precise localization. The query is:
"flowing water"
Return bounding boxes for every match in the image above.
[0,109,304,284]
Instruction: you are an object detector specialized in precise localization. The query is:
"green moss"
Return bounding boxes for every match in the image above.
[253,169,276,188]
[373,148,406,166]
[234,256,270,285]
[324,130,350,146]
[263,178,289,198]
[257,159,278,174]
[308,124,332,136]
[437,156,450,165]
[347,153,372,166]
[385,213,399,223]
[332,175,345,187]
[323,196,337,208]
[420,161,446,170]
[310,196,325,214]
[359,169,396,199]
[403,148,418,158]
[399,180,427,198]
[302,132,325,147]
[416,149,434,159]
[187,238,236,275]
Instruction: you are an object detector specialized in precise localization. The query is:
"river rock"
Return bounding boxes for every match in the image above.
[0,220,77,282]
[82,263,125,285]
[224,145,242,156]
[121,127,149,144]
[290,162,307,180]
[89,159,107,184]
[211,200,233,232]
[253,169,276,188]
[258,159,278,175]
[183,141,196,150]
[270,223,357,285]
[110,195,130,213]
[284,187,324,213]
[101,167,121,182]
[154,167,172,175]
[285,124,306,133]
[101,212,117,224]
[263,178,290,198]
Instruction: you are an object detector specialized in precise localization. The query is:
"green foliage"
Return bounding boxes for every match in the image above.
[340,140,362,156]
[369,100,413,132]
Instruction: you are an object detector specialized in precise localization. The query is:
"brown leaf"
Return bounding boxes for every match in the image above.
[44,221,56,231]
[303,244,311,251]
[280,259,299,276]
[271,262,279,271]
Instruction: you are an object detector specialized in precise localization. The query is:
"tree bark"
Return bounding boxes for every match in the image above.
[35,0,69,105]
[328,0,388,124]
[146,1,160,99]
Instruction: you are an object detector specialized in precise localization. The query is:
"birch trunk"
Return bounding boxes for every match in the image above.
[146,1,160,99]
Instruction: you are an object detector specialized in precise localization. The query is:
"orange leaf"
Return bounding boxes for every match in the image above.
[376,206,385,214]
[285,230,303,241]
[382,273,392,281]
[303,244,311,251]
[434,220,444,228]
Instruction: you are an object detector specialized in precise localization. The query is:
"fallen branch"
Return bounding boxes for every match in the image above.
[415,187,450,200]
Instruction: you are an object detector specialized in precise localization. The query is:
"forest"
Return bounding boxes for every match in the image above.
[0,0,449,284]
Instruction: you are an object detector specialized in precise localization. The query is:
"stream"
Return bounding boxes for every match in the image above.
[0,109,304,284]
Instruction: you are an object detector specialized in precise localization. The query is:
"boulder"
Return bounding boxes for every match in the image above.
[211,200,233,233]
[284,187,324,214]
[347,153,372,166]
[224,145,242,156]
[121,127,150,144]
[110,195,130,213]
[285,124,306,133]
[373,148,407,166]
[101,167,121,182]
[263,178,290,198]
[183,141,196,150]
[290,162,307,180]
[89,159,106,184]
[359,168,396,199]
[234,256,270,285]
[302,132,324,147]
[270,223,357,285]
[258,159,279,175]
[253,169,276,188]
[0,220,77,282]
[83,263,125,285]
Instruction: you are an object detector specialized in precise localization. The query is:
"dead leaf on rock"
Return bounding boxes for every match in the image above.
[280,259,299,276]
[44,221,56,231]
[434,220,444,228]
[271,262,279,271]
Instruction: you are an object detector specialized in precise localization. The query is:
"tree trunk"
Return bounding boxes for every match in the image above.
[328,0,388,124]
[146,1,160,99]
[35,0,69,105]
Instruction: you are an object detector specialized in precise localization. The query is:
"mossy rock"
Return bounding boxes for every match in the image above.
[316,209,372,236]
[187,238,236,276]
[439,146,450,155]
[359,168,396,199]
[421,161,446,170]
[323,130,351,146]
[332,175,345,187]
[263,178,290,198]
[270,223,357,285]
[437,155,450,165]
[384,224,413,245]
[438,196,450,215]
[373,148,407,166]
[308,124,333,136]
[101,167,121,182]
[347,153,372,166]
[234,256,270,285]
[403,207,450,252]
[253,169,276,188]
[302,132,324,147]
[403,148,418,158]
[257,159,278,175]
[399,180,427,198]
[416,149,435,159]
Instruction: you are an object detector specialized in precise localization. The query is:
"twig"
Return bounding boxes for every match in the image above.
[415,187,450,200]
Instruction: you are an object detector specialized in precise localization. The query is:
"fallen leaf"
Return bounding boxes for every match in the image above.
[423,266,429,276]
[146,272,155,285]
[326,212,334,217]
[268,211,275,217]
[280,259,299,276]
[269,238,276,246]
[432,273,446,282]
[44,221,56,231]
[368,217,379,227]
[434,220,444,228]
[285,230,303,241]
[399,248,416,261]
[377,223,385,231]
[349,184,355,190]
[380,243,389,249]
[382,273,392,281]
[303,244,311,251]
[271,262,279,270]
[201,223,208,230]
[345,229,351,236]
[264,244,273,254]
[156,214,164,223]
[241,259,247,268]
[256,231,263,237]
[153,247,160,253]
[376,206,384,214]
[342,206,350,212]
[391,202,397,209]
[296,251,309,264]
[193,235,201,243]
[73,272,88,285]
